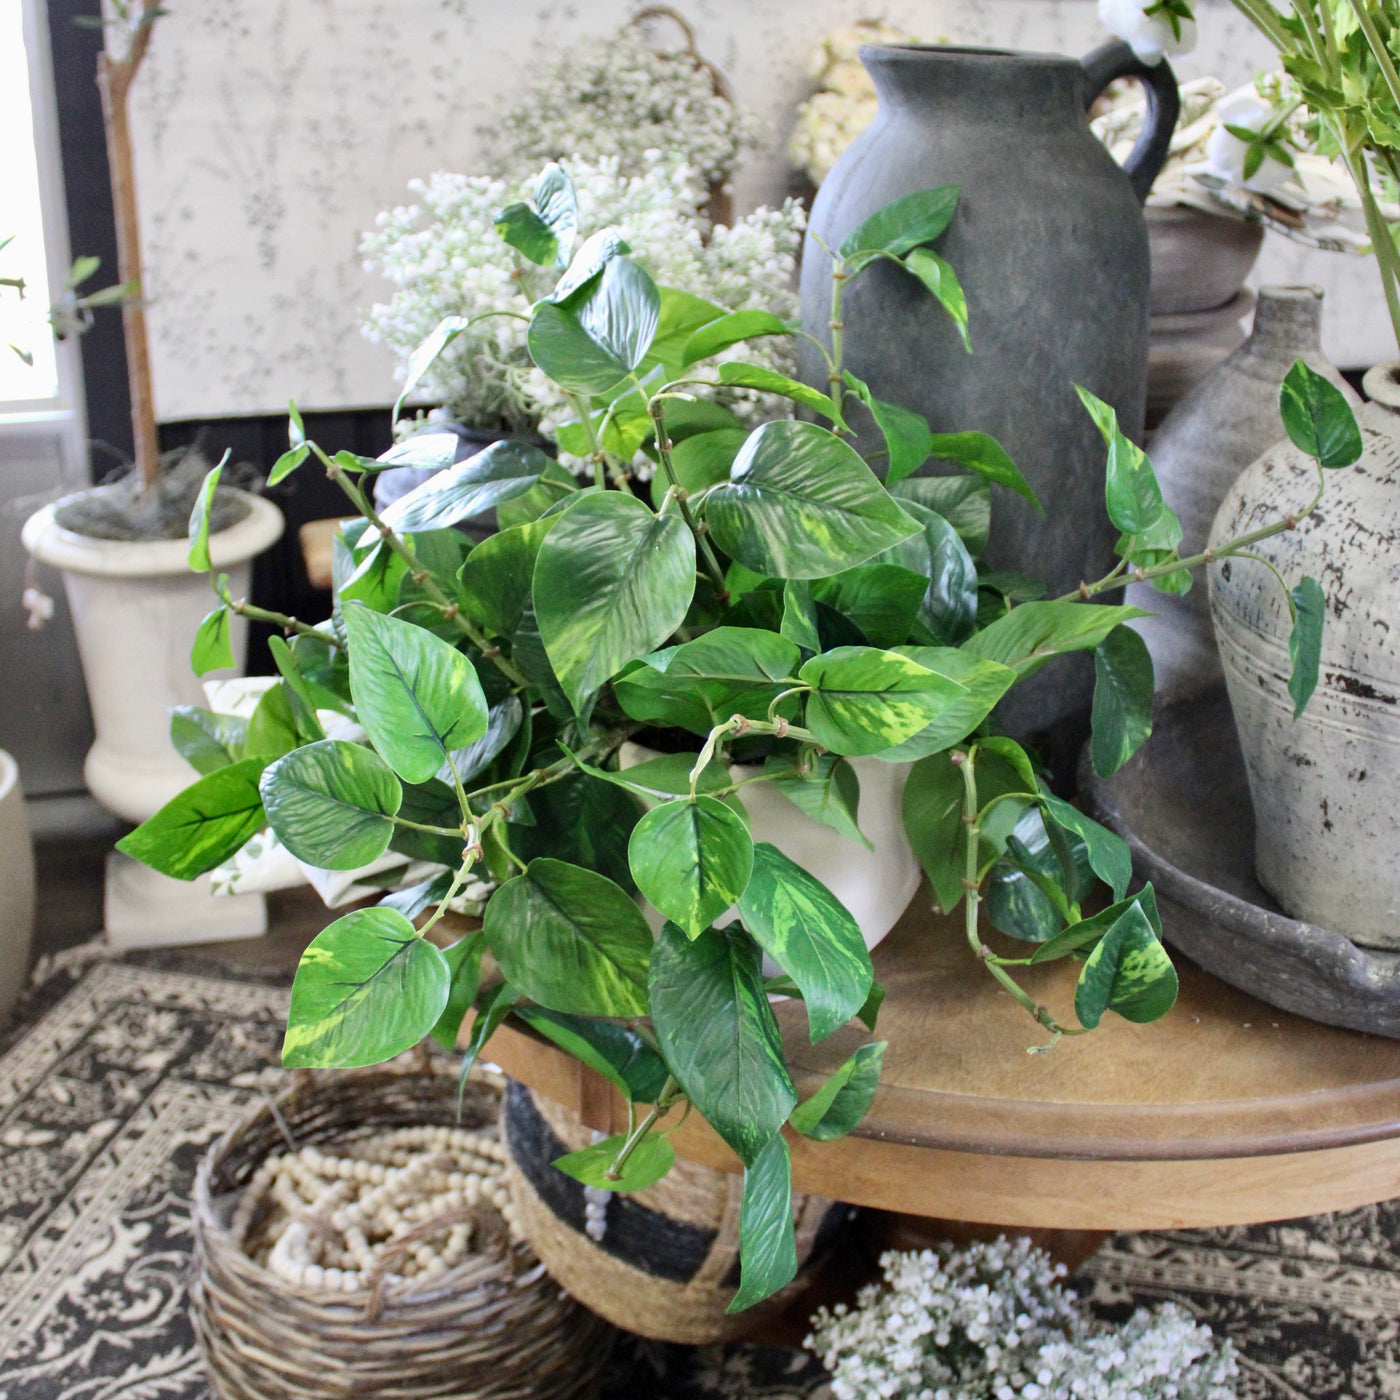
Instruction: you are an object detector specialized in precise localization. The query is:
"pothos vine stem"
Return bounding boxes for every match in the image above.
[954,747,1082,1052]
[314,444,529,688]
[648,397,731,601]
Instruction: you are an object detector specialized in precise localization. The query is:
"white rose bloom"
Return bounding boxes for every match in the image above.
[1098,0,1197,65]
[1205,90,1293,193]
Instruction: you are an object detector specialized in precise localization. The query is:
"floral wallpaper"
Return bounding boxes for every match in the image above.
[120,0,1384,421]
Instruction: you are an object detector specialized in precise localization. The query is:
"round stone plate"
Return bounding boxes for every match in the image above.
[1081,687,1400,1039]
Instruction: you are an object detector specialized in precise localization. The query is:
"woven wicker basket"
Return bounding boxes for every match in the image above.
[191,1065,615,1400]
[501,1080,853,1345]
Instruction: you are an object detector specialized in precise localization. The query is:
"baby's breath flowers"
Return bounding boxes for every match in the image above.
[360,153,804,466]
[488,19,756,198]
[806,1237,1238,1400]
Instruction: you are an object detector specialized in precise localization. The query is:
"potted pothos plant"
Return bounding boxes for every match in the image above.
[115,162,1358,1312]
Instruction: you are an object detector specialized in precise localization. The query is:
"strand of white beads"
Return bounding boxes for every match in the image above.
[234,1123,518,1294]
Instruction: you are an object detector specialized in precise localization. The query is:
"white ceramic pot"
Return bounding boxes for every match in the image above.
[620,743,920,955]
[21,490,284,823]
[1208,362,1400,949]
[0,750,35,1023]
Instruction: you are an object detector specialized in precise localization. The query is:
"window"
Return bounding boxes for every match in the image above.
[1,0,81,419]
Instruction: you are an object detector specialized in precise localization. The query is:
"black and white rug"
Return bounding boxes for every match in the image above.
[0,950,1397,1399]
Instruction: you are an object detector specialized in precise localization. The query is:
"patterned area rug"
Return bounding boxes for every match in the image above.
[0,950,1396,1398]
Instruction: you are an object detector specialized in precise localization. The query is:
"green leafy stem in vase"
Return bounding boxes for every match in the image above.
[116,162,1361,1313]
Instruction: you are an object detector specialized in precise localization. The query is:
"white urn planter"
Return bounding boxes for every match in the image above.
[22,490,284,948]
[1208,362,1400,950]
[0,750,36,1023]
[621,742,920,957]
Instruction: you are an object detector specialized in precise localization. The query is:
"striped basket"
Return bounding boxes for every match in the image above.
[501,1079,853,1344]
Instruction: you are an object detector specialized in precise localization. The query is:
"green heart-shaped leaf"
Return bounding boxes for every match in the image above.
[1040,794,1132,903]
[429,932,484,1052]
[764,754,870,849]
[1030,886,1162,964]
[648,921,795,1166]
[715,363,845,427]
[170,706,248,775]
[186,452,230,572]
[839,185,960,262]
[891,474,992,553]
[547,227,630,304]
[1287,575,1325,718]
[115,757,270,880]
[393,316,471,421]
[342,602,488,784]
[1279,360,1362,469]
[1076,385,1164,535]
[902,747,1029,915]
[964,601,1149,678]
[738,842,872,1043]
[284,907,449,1067]
[843,372,934,485]
[902,247,970,349]
[529,255,659,395]
[800,646,968,755]
[788,1041,886,1140]
[1091,624,1155,778]
[380,439,553,533]
[727,1134,797,1314]
[705,421,921,580]
[613,627,803,737]
[1073,902,1178,1029]
[515,1006,671,1103]
[629,795,754,938]
[682,309,791,367]
[191,606,236,676]
[877,648,1018,760]
[260,739,403,869]
[533,491,696,714]
[483,859,652,1016]
[551,1132,675,1193]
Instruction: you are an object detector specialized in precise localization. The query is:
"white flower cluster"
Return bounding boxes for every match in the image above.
[806,1238,1238,1400]
[789,20,915,185]
[490,24,756,196]
[360,153,804,453]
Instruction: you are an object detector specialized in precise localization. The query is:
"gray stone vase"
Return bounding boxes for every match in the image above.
[798,41,1178,738]
[1130,286,1358,698]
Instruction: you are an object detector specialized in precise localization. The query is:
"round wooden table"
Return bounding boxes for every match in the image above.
[484,894,1400,1231]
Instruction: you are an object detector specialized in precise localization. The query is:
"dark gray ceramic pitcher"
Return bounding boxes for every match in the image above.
[799,41,1178,739]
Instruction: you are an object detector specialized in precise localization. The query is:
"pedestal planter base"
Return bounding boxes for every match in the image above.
[105,852,267,950]
[0,751,34,1023]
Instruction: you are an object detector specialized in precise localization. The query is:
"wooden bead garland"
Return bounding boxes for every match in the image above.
[232,1123,518,1293]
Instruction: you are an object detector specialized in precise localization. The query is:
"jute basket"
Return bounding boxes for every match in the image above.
[191,1065,615,1400]
[501,1080,853,1345]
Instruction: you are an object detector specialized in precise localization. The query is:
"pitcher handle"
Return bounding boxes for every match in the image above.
[1081,40,1180,204]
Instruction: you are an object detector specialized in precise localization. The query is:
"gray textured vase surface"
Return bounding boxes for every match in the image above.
[798,41,1177,736]
[1082,689,1400,1038]
[1209,362,1400,950]
[1131,286,1357,698]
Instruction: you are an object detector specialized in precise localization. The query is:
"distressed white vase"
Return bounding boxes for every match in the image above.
[1132,286,1356,697]
[1208,362,1400,949]
[22,491,284,947]
[620,743,920,955]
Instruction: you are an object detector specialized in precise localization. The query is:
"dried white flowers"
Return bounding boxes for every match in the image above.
[806,1237,1239,1400]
